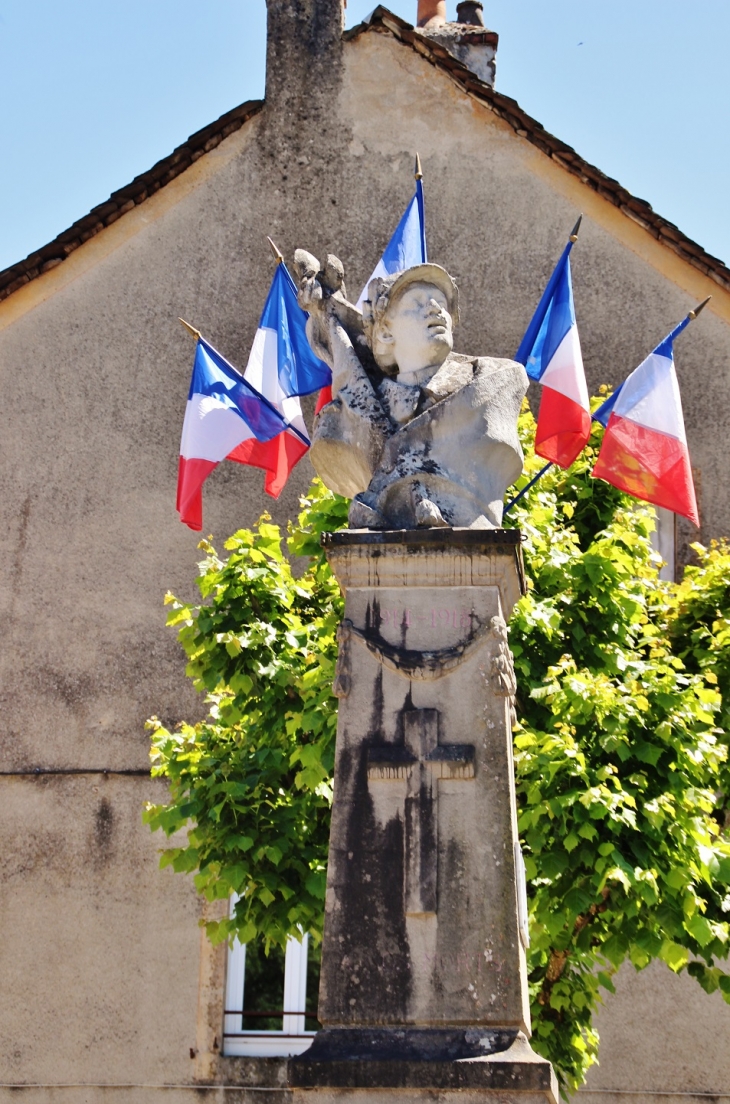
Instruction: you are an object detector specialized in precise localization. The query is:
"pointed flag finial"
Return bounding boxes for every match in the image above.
[569,215,583,243]
[267,236,284,264]
[415,152,423,181]
[179,317,201,341]
[688,295,712,321]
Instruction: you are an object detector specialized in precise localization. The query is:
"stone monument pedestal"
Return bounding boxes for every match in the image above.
[289,530,557,1104]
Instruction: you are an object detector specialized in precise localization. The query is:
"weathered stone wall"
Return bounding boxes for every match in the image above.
[0,2,728,1099]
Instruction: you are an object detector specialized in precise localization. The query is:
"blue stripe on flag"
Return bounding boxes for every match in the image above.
[654,314,691,359]
[592,314,691,426]
[592,385,623,427]
[357,181,428,307]
[381,190,427,274]
[191,339,288,442]
[258,264,331,397]
[515,243,576,381]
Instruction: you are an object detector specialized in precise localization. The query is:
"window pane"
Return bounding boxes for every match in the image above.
[243,940,286,1031]
[305,938,322,1032]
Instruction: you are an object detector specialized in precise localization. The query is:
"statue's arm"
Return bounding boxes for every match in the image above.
[295,249,366,389]
[325,312,372,399]
[294,249,391,499]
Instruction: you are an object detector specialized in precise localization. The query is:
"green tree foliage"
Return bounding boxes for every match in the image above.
[506,413,730,1087]
[145,406,730,1093]
[144,489,346,950]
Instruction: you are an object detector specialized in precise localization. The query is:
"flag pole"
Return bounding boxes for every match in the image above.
[267,236,284,264]
[502,461,553,517]
[569,215,582,243]
[178,317,201,341]
[414,152,427,263]
[688,295,711,320]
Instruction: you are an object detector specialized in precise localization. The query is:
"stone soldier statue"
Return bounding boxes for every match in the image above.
[294,249,528,530]
[289,253,557,1104]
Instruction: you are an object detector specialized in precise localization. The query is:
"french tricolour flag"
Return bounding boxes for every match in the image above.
[237,262,329,496]
[177,338,295,531]
[592,318,699,525]
[355,176,427,310]
[516,234,591,469]
[177,263,330,531]
[314,172,427,415]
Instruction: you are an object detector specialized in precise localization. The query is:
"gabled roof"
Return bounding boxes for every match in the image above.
[1,6,727,304]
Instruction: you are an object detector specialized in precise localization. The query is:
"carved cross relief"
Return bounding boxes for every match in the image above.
[367,709,474,916]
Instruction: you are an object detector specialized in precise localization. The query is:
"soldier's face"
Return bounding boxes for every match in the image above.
[382,282,453,375]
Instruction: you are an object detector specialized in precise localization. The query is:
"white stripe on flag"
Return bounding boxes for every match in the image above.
[244,327,282,403]
[180,395,254,462]
[283,406,309,442]
[613,352,687,443]
[244,325,309,439]
[539,325,589,410]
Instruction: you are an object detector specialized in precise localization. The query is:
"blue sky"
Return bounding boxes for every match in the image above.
[1,0,728,272]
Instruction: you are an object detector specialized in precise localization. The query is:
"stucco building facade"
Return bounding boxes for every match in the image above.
[0,2,729,1101]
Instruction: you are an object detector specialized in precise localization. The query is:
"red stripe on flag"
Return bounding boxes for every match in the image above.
[177,456,218,531]
[228,430,310,498]
[314,386,333,415]
[592,413,699,526]
[535,387,591,469]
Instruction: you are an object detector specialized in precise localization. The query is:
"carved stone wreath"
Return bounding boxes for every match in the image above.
[332,611,516,694]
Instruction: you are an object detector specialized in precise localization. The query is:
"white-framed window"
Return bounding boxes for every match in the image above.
[223,896,319,1057]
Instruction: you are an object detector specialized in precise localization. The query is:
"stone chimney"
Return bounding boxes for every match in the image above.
[265,0,345,112]
[417,0,498,87]
[417,0,447,27]
[456,1,485,25]
[263,0,346,171]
